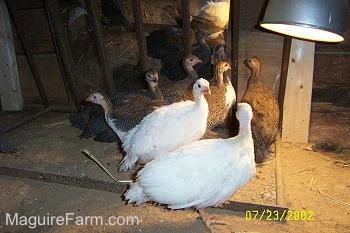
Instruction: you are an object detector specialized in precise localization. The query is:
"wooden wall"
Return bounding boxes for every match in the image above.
[314,0,350,90]
[6,0,350,106]
[10,1,69,105]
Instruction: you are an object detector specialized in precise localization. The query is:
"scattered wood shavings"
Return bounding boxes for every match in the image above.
[119,40,138,57]
[303,145,313,151]
[105,41,113,48]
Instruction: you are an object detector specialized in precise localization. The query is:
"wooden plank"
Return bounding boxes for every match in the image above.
[181,0,191,56]
[281,39,315,143]
[0,0,23,111]
[230,0,240,101]
[131,0,148,73]
[0,166,128,194]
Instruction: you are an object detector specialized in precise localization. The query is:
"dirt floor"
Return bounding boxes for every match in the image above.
[0,102,349,233]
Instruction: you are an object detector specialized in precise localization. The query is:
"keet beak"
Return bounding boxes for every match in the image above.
[196,58,203,64]
[203,87,211,95]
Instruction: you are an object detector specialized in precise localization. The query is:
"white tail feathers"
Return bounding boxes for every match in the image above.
[117,155,139,172]
[124,182,149,205]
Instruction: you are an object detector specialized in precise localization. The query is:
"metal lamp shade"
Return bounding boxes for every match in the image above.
[260,0,348,42]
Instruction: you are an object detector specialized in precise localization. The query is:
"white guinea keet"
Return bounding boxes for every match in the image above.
[125,103,256,209]
[86,78,211,172]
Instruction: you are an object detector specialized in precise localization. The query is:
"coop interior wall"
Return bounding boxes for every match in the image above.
[8,0,350,105]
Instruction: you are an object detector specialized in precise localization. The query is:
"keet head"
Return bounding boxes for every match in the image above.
[85,92,106,106]
[236,103,253,125]
[145,68,159,87]
[216,61,231,73]
[183,55,202,68]
[195,29,211,40]
[193,78,211,95]
[244,56,262,71]
[211,44,227,65]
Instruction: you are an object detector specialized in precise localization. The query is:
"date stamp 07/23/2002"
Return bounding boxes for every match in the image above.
[245,210,314,222]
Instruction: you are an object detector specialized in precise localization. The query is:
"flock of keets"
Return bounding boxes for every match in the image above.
[70,1,280,226]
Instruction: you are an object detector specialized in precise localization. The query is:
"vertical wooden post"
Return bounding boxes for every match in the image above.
[0,0,23,111]
[278,36,292,129]
[229,0,240,135]
[181,0,191,56]
[281,39,315,143]
[131,0,148,73]
[230,0,239,98]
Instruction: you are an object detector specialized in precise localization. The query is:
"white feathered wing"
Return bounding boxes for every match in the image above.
[118,98,208,171]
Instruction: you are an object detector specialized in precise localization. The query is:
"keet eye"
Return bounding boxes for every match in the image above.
[198,84,201,88]
[93,96,96,99]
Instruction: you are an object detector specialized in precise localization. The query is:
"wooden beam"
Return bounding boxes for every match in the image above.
[131,0,148,73]
[0,0,23,111]
[278,36,292,130]
[230,0,240,135]
[281,39,315,143]
[230,0,239,99]
[181,0,191,56]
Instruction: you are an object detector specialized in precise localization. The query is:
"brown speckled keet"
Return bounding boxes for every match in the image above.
[241,56,280,163]
[184,60,235,138]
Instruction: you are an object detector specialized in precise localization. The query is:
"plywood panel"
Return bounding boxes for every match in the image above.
[281,39,315,143]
